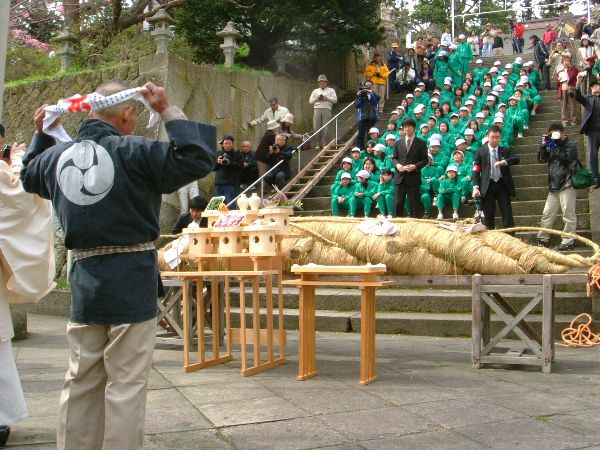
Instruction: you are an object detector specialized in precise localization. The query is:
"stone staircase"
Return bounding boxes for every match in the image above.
[245,53,594,338]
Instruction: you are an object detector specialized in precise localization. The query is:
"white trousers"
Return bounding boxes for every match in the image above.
[537,187,577,245]
[177,181,200,214]
[0,339,28,424]
[57,318,156,450]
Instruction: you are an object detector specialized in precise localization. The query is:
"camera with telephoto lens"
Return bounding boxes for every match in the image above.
[220,154,230,165]
[357,82,371,96]
[2,145,10,159]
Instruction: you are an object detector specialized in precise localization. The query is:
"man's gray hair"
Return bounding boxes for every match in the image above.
[94,80,136,116]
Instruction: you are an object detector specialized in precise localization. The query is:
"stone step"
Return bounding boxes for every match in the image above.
[514,185,589,200]
[515,230,593,246]
[228,286,590,315]
[229,307,581,338]
[511,163,548,175]
[517,150,587,165]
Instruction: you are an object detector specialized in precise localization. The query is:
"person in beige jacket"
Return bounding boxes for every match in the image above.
[309,74,338,149]
[0,138,55,448]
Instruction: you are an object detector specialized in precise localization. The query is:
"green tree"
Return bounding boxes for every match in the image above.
[176,0,385,68]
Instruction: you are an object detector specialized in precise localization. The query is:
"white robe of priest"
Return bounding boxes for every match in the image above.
[0,154,55,424]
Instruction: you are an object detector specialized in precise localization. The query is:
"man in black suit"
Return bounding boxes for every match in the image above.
[574,74,600,188]
[392,118,429,217]
[472,125,520,229]
[171,195,208,234]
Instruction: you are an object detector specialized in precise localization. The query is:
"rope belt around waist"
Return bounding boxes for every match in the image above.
[71,242,155,263]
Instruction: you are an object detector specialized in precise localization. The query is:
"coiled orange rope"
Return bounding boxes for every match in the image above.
[587,263,600,297]
[560,314,600,347]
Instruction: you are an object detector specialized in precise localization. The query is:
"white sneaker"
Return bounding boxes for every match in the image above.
[437,212,444,220]
[523,124,529,130]
[517,133,523,138]
[480,211,485,218]
[452,212,459,220]
[387,215,393,219]
[531,110,536,116]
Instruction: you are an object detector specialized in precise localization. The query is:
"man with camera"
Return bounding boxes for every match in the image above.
[354,79,379,151]
[215,135,243,205]
[364,53,390,113]
[309,74,338,150]
[536,123,579,251]
[264,134,293,190]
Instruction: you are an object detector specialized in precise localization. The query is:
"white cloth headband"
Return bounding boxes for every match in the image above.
[43,87,160,143]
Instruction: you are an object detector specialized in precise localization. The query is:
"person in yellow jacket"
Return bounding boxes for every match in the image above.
[364,53,390,113]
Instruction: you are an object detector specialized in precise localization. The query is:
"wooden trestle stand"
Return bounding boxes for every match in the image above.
[161,212,289,376]
[283,265,389,385]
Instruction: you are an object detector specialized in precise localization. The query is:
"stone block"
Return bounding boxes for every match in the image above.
[10,308,27,340]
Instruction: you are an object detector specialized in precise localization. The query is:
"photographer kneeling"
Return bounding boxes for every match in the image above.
[264,134,293,191]
[536,123,579,251]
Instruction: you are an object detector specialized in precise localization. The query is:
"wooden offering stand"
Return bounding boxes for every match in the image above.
[162,210,289,377]
[283,264,389,385]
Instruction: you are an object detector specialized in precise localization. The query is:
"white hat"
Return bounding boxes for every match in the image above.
[429,139,441,147]
[351,146,361,152]
[524,61,533,67]
[465,100,474,106]
[281,113,295,124]
[482,136,489,145]
[438,50,448,57]
[508,96,518,102]
[476,58,483,64]
[469,95,477,100]
[356,170,370,179]
[494,117,504,123]
[459,33,466,39]
[430,133,442,141]
[505,63,513,69]
[446,164,459,173]
[418,81,425,86]
[384,134,397,141]
[450,43,457,50]
[369,127,380,134]
[495,111,505,118]
[464,128,475,136]
[455,138,466,146]
[516,82,525,87]
[486,95,496,101]
[459,106,469,111]
[414,87,422,92]
[341,173,352,180]
[398,105,406,110]
[420,123,429,129]
[374,143,387,152]
[430,98,439,103]
[406,93,414,98]
[493,86,504,92]
[515,57,523,64]
[581,34,591,41]
[489,67,499,73]
[342,157,353,164]
[450,113,459,118]
[484,81,492,87]
[444,79,452,85]
[266,120,280,130]
[520,75,529,83]
[501,71,509,76]
[494,60,502,66]
[317,74,328,82]
[476,112,485,118]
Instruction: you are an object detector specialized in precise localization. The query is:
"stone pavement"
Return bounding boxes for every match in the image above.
[8,314,600,449]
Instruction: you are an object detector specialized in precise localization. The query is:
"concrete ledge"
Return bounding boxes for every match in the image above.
[11,289,71,317]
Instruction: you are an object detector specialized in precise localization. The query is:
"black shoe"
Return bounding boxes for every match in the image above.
[422,212,430,219]
[536,239,550,248]
[554,243,574,252]
[0,426,10,448]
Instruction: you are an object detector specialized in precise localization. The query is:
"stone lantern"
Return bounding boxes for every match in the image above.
[271,42,287,74]
[51,29,79,71]
[147,8,177,54]
[217,21,242,67]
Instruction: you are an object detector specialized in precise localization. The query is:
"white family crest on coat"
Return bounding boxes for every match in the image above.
[56,140,115,206]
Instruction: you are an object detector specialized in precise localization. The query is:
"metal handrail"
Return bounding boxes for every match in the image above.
[385,68,397,101]
[227,68,400,208]
[227,99,357,207]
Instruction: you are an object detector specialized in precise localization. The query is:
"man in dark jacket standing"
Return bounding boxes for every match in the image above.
[354,79,379,151]
[536,124,579,250]
[530,34,550,90]
[20,81,216,449]
[214,135,242,205]
[392,118,429,217]
[575,75,600,188]
[472,125,520,229]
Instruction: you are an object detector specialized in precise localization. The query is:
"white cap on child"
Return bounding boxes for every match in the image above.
[369,127,379,134]
[342,157,353,164]
[341,173,352,180]
[356,170,370,179]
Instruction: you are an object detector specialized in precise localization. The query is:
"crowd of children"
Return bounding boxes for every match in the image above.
[332,54,543,219]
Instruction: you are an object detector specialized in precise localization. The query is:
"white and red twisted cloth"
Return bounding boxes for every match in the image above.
[43,87,160,143]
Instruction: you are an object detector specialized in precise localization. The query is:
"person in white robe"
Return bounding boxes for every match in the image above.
[0,141,55,446]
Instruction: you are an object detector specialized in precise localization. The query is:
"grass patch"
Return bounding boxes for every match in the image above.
[216,64,272,75]
[55,277,70,290]
[534,415,551,422]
